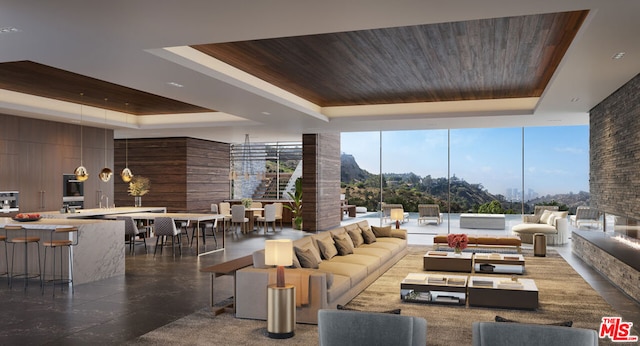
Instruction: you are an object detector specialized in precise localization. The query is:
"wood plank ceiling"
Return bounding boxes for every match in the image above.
[0,10,587,115]
[0,61,213,115]
[193,10,588,107]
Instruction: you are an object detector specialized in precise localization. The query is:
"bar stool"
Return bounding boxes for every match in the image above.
[42,226,79,296]
[7,224,42,290]
[0,228,8,285]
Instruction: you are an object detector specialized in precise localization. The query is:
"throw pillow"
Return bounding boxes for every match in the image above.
[361,226,377,244]
[317,236,338,260]
[294,246,320,269]
[495,315,573,327]
[546,214,557,226]
[333,234,354,255]
[337,304,401,315]
[290,252,301,268]
[298,241,322,264]
[539,210,553,224]
[371,225,393,237]
[347,228,365,247]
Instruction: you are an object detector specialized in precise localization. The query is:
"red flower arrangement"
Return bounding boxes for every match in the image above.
[447,233,469,253]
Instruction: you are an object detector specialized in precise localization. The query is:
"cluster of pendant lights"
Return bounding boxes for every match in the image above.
[74,93,133,183]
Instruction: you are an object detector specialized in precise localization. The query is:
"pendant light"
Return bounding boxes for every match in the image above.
[74,93,89,181]
[120,102,133,183]
[99,98,113,182]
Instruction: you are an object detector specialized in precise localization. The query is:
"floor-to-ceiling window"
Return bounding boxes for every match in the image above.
[341,125,589,231]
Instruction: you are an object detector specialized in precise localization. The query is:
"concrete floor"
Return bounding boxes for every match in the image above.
[0,214,638,344]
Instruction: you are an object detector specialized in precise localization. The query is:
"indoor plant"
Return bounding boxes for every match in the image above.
[447,233,468,254]
[284,177,302,230]
[128,176,150,207]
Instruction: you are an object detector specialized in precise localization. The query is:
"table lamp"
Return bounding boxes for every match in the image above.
[391,208,404,229]
[265,239,295,339]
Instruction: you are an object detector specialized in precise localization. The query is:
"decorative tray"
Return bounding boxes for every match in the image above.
[12,214,42,222]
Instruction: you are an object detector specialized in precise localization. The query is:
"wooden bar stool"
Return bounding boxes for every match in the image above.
[42,226,79,296]
[0,229,8,285]
[7,224,42,290]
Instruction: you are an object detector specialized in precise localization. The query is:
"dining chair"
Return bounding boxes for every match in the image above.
[231,204,249,234]
[273,202,284,230]
[154,217,181,257]
[257,203,277,234]
[117,216,147,255]
[219,202,233,231]
[250,201,263,218]
[192,203,218,247]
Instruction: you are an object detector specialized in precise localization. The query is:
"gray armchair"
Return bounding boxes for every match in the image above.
[472,322,598,346]
[318,309,427,346]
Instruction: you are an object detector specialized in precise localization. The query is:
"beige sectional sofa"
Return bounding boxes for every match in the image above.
[235,220,408,324]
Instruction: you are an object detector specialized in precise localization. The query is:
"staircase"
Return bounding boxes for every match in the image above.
[252,173,293,199]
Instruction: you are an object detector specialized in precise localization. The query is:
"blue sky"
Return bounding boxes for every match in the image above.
[340,126,589,197]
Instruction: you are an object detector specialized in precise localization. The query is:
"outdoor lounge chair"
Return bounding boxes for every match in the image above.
[570,206,602,229]
[418,204,442,225]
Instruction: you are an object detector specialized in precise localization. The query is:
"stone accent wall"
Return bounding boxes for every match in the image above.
[590,73,640,218]
[302,133,341,232]
[572,232,640,303]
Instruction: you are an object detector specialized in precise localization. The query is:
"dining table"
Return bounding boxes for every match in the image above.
[243,207,264,232]
[112,212,226,256]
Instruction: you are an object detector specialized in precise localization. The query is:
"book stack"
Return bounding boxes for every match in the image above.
[403,273,428,284]
[472,278,494,287]
[447,277,466,286]
[427,275,447,285]
[427,251,448,257]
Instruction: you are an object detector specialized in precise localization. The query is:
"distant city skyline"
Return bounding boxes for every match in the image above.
[341,126,589,196]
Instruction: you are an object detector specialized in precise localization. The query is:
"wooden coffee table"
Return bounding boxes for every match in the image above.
[473,253,525,274]
[400,273,467,305]
[467,275,538,310]
[423,251,473,272]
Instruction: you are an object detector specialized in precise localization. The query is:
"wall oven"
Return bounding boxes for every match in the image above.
[63,174,84,208]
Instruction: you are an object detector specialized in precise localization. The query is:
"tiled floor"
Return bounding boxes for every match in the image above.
[0,215,638,344]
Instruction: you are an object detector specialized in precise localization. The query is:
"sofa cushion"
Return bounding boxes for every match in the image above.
[361,226,377,244]
[347,228,365,247]
[371,225,392,237]
[317,236,338,260]
[318,261,368,286]
[539,210,553,224]
[353,244,392,259]
[333,234,355,255]
[295,246,321,269]
[512,223,557,234]
[329,253,380,274]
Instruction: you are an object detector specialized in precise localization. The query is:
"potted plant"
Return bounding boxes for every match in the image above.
[128,176,150,207]
[284,178,302,229]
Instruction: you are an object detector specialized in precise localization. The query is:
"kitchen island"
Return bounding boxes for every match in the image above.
[40,206,166,219]
[1,217,127,285]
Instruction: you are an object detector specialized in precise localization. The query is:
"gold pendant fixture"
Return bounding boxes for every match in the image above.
[74,93,89,182]
[99,98,113,182]
[120,102,133,182]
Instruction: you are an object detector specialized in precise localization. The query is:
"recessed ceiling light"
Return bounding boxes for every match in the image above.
[612,52,626,60]
[167,81,184,88]
[261,111,271,115]
[0,27,20,34]
[570,97,580,102]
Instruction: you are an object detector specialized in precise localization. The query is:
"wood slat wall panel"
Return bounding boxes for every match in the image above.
[302,133,341,232]
[114,137,230,212]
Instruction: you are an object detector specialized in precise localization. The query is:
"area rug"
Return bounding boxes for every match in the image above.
[130,246,632,346]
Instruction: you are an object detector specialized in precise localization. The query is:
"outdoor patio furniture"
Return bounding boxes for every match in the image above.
[417,204,442,225]
[382,204,409,224]
[569,206,601,229]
